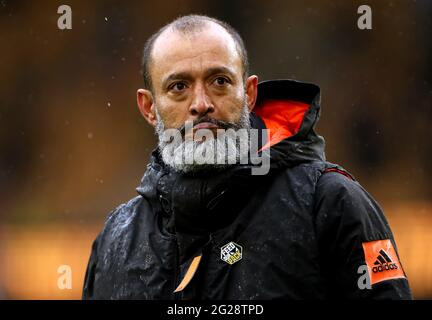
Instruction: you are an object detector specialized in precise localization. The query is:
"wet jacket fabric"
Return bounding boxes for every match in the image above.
[82,79,412,300]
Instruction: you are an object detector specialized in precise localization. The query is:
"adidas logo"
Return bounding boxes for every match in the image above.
[372,249,398,273]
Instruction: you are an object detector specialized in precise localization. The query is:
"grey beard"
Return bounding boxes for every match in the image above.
[155,104,251,174]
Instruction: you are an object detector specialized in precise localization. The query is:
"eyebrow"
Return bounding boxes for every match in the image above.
[161,66,237,89]
[162,72,194,89]
[203,66,236,79]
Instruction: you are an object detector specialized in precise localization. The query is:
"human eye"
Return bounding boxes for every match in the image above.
[213,76,231,87]
[168,82,188,93]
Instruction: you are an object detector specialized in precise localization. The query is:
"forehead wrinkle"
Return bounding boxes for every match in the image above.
[152,24,239,64]
[157,42,234,65]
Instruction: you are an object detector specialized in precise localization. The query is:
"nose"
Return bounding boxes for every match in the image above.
[189,84,214,117]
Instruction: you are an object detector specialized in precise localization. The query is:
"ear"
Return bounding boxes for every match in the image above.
[137,89,157,127]
[245,75,258,112]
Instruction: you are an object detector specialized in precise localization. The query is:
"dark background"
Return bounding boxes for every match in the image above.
[0,0,431,299]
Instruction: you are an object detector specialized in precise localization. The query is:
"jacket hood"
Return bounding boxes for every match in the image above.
[253,79,326,167]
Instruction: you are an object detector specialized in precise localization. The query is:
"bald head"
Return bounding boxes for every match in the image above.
[141,15,249,93]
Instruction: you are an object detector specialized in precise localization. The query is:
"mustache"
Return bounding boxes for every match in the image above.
[178,116,244,136]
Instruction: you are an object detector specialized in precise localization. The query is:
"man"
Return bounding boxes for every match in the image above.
[82,15,412,299]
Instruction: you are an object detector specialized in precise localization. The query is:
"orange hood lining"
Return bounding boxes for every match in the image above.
[254,99,310,150]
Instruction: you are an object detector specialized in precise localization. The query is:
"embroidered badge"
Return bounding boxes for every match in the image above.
[221,241,242,265]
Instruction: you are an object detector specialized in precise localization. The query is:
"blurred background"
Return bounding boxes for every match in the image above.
[0,0,431,299]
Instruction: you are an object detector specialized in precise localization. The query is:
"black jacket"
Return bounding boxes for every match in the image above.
[82,80,412,299]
